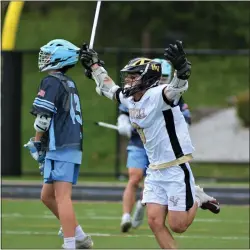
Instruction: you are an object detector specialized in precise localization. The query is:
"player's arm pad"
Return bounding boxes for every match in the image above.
[91,66,120,100]
[163,75,188,105]
[34,114,52,132]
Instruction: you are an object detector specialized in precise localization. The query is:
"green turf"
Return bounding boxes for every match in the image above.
[189,163,250,179]
[1,200,249,249]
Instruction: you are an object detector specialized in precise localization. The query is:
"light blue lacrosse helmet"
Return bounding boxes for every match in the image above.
[153,58,173,84]
[153,58,172,76]
[38,39,80,72]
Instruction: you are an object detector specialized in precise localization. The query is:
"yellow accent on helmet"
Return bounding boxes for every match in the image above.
[151,64,160,72]
[129,58,152,66]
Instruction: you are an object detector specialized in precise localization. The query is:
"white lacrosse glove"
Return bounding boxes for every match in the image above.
[117,114,132,138]
[24,137,46,164]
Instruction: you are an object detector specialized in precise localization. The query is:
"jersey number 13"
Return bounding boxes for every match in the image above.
[70,93,82,125]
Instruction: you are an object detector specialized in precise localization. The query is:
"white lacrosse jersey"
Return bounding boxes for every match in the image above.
[118,84,195,166]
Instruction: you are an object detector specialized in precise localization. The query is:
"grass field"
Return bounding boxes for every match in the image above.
[1,200,249,249]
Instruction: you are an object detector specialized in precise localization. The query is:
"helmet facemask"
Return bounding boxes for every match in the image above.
[121,59,162,98]
[38,49,52,71]
[121,72,143,97]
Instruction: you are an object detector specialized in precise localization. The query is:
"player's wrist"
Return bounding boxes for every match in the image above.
[177,62,191,80]
[91,64,100,70]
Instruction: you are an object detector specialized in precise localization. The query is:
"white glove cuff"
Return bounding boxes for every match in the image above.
[117,114,132,138]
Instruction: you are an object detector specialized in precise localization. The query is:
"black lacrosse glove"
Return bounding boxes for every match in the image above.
[164,40,191,80]
[80,43,104,71]
[85,69,93,79]
[84,60,105,80]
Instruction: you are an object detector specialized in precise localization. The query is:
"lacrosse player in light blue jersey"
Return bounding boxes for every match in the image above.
[24,39,93,249]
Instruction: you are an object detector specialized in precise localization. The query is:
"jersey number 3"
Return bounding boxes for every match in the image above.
[132,122,146,144]
[70,93,82,125]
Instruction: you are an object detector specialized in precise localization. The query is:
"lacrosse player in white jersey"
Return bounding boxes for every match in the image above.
[117,60,172,233]
[117,59,192,233]
[80,41,220,249]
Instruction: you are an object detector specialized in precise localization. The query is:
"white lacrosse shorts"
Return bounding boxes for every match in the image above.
[142,162,196,211]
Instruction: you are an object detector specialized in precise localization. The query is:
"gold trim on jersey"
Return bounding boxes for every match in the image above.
[149,154,193,170]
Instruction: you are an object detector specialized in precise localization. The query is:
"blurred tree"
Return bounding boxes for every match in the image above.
[1,1,9,26]
[4,1,249,49]
[96,1,249,49]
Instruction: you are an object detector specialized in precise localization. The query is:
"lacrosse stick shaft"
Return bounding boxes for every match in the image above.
[89,1,102,49]
[96,122,118,131]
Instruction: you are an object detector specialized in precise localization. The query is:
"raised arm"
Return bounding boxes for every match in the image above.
[80,43,121,101]
[163,40,191,105]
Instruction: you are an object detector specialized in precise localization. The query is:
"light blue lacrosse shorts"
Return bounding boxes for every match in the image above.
[43,158,80,185]
[127,146,149,176]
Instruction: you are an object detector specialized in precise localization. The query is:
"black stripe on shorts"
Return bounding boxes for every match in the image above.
[180,163,194,211]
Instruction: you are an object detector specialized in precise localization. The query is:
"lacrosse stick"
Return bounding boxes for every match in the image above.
[89,1,102,49]
[95,121,118,131]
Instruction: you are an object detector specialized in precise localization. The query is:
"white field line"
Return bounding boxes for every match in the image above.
[2,230,249,241]
[1,213,249,224]
[1,198,124,204]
